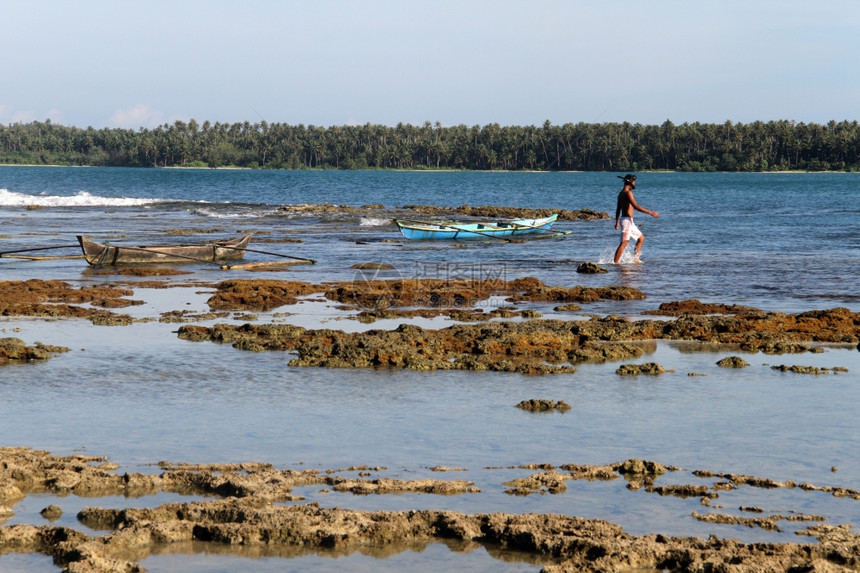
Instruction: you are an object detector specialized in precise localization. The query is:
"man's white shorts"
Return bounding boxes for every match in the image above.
[619,217,642,242]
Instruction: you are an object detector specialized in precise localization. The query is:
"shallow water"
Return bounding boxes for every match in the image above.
[1,168,859,569]
[3,289,859,547]
[140,541,546,573]
[0,543,546,573]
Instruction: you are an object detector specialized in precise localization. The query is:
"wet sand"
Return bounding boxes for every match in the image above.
[1,277,859,571]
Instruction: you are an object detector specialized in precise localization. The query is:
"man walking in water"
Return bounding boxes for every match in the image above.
[614,174,659,264]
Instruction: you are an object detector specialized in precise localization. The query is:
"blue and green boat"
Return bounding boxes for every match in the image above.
[394,214,560,241]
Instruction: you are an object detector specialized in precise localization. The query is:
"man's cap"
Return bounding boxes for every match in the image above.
[618,174,636,184]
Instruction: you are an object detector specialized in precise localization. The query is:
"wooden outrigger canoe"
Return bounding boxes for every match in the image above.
[77,234,252,266]
[394,214,559,241]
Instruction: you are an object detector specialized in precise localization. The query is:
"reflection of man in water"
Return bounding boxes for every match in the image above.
[614,174,659,264]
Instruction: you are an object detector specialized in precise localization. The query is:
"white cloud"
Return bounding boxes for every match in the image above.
[11,110,37,124]
[109,105,165,129]
[0,105,67,125]
[46,108,65,124]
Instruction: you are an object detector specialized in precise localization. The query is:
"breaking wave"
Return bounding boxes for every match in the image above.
[0,189,162,207]
[360,217,392,226]
[190,205,282,219]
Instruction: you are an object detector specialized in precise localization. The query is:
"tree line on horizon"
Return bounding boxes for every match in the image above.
[0,118,858,172]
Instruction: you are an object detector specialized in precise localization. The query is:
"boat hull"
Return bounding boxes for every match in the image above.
[77,234,252,265]
[395,214,558,240]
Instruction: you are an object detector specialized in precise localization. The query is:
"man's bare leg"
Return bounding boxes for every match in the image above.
[633,237,645,263]
[614,240,629,264]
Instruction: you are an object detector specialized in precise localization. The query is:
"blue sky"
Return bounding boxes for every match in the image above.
[2,0,857,129]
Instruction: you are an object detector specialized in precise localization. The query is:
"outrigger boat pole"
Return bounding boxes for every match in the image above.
[215,245,316,265]
[0,244,79,258]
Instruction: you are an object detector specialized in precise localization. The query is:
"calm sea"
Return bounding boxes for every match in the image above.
[1,167,859,572]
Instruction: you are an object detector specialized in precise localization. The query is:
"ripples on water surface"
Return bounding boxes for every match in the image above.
[1,168,857,310]
[1,167,859,570]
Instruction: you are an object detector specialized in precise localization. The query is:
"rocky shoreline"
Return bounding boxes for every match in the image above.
[2,447,860,572]
[2,278,858,371]
[1,277,859,571]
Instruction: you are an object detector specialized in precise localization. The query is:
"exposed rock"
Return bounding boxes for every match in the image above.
[4,448,860,572]
[278,202,364,214]
[5,499,856,573]
[177,297,860,374]
[576,261,608,274]
[616,362,673,376]
[771,364,848,375]
[716,356,750,368]
[559,464,619,481]
[0,338,69,364]
[616,459,668,477]
[504,470,571,495]
[643,299,762,316]
[351,262,395,270]
[514,399,572,412]
[399,204,608,221]
[12,276,850,366]
[180,320,651,373]
[658,308,860,349]
[325,477,480,495]
[39,505,62,520]
[207,279,320,311]
[0,279,139,322]
[0,448,481,503]
[646,484,717,499]
[692,511,825,532]
[507,279,646,304]
[0,505,14,522]
[114,267,191,276]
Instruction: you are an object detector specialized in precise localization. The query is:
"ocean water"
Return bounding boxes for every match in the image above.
[1,167,859,571]
[0,167,858,311]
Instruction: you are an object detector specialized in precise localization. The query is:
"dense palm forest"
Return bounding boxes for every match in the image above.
[1,119,858,172]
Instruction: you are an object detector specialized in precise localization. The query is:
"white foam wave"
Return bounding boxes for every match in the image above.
[0,188,161,207]
[190,206,281,219]
[360,217,392,226]
[190,207,239,219]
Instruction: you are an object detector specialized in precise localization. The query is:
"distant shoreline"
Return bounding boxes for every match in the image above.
[0,163,849,175]
[3,119,857,172]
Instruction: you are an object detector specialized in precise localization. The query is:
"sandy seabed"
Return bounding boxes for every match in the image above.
[2,276,860,572]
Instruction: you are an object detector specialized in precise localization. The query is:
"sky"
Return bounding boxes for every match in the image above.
[1,0,858,130]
